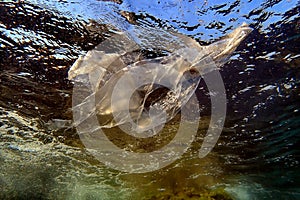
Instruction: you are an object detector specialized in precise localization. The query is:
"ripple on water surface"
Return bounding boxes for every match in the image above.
[0,0,299,199]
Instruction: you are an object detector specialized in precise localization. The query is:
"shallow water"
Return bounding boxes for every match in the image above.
[0,0,299,199]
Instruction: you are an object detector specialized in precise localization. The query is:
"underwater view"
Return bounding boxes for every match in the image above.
[0,0,299,199]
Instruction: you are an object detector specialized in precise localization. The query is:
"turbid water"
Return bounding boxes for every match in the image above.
[0,0,299,199]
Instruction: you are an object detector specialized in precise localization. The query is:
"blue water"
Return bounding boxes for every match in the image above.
[0,0,299,199]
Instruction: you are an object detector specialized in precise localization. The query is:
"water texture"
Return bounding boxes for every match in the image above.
[0,0,299,199]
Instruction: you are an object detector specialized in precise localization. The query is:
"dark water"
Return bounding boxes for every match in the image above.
[0,0,299,199]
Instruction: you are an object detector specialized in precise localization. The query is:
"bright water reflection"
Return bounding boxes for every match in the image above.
[0,0,299,199]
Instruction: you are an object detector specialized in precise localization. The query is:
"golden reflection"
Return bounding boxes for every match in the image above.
[117,116,234,199]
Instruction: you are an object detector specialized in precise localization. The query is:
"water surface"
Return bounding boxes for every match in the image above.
[0,0,299,199]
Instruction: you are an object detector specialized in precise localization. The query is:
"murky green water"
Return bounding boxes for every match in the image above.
[0,0,299,199]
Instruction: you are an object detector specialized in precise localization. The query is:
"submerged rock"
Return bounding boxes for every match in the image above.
[147,187,234,200]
